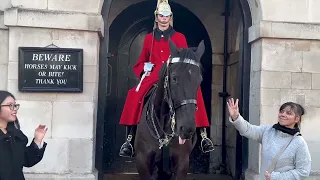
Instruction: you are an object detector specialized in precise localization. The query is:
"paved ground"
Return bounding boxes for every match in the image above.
[104,173,234,180]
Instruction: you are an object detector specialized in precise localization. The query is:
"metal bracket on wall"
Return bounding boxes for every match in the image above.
[218,92,230,98]
[106,63,112,96]
[106,52,115,96]
[107,53,115,58]
[44,43,60,48]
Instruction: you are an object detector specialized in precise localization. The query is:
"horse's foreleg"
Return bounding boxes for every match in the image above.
[171,138,195,180]
[172,154,190,180]
[136,150,155,180]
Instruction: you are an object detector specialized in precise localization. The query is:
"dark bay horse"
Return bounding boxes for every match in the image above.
[134,40,205,180]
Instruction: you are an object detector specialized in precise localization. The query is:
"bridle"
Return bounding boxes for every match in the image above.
[146,56,201,149]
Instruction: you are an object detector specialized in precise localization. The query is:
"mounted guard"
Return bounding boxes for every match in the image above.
[118,0,214,158]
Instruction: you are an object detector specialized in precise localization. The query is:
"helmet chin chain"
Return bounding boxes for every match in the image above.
[156,17,171,26]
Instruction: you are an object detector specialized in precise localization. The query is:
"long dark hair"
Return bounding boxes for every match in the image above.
[0,90,20,129]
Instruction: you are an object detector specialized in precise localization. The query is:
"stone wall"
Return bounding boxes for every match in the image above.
[1,0,320,179]
[0,2,9,90]
[248,22,320,178]
[0,26,8,90]
[246,0,320,25]
[0,0,103,179]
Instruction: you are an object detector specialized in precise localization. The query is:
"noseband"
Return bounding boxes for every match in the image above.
[147,56,201,149]
[164,57,200,129]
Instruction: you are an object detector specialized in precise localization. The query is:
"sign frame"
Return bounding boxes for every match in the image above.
[18,47,84,93]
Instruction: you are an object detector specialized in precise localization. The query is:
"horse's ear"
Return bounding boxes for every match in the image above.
[169,39,179,57]
[195,40,205,60]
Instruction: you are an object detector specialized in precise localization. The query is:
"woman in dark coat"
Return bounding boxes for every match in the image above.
[0,90,47,180]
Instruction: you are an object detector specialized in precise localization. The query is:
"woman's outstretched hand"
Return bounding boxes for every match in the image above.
[264,171,271,180]
[34,125,48,145]
[227,98,239,121]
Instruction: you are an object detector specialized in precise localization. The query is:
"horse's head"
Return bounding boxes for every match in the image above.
[164,40,205,144]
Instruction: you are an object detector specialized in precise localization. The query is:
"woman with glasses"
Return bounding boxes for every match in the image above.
[0,90,48,180]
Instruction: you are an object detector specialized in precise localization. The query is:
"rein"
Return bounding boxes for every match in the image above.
[146,56,200,149]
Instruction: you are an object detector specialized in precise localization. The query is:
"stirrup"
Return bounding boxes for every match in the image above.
[119,135,134,157]
[200,129,215,153]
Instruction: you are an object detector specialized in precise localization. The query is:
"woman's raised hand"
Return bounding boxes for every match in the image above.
[34,125,48,145]
[227,98,239,121]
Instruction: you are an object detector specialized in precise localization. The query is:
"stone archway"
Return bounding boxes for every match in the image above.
[102,0,213,174]
[96,0,257,179]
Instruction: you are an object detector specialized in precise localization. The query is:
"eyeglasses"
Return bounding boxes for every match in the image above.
[0,103,20,111]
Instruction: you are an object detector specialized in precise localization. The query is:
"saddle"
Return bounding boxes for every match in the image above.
[143,84,158,105]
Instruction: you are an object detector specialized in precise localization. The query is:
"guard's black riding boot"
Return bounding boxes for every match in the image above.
[200,128,215,153]
[119,126,136,157]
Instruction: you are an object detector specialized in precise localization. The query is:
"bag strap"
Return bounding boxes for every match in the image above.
[267,132,300,173]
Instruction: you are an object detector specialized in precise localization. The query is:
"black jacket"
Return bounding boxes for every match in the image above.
[0,124,47,180]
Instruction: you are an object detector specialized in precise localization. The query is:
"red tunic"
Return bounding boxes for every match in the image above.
[119,31,209,127]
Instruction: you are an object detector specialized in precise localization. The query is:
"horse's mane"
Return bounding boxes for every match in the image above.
[177,48,203,73]
[158,64,167,81]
